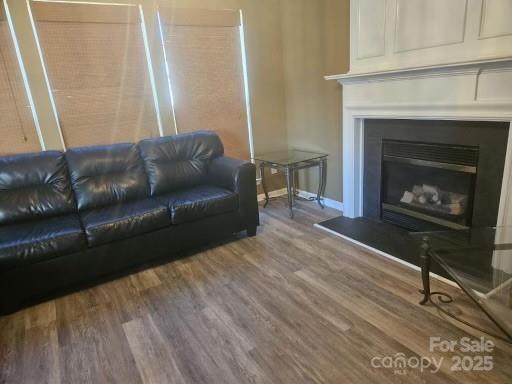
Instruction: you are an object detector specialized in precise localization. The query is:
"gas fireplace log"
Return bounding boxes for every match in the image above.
[400,184,467,216]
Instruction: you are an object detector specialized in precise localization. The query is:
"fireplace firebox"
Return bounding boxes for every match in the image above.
[381,140,478,231]
[363,119,509,231]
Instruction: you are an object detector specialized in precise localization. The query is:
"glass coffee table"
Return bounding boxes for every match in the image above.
[253,150,328,218]
[413,227,512,343]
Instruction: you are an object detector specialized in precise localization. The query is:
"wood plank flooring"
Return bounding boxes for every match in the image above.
[1,197,511,383]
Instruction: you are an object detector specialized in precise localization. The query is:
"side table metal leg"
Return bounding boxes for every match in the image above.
[260,163,270,208]
[321,159,327,197]
[317,159,327,208]
[419,236,431,305]
[293,170,298,203]
[286,167,295,218]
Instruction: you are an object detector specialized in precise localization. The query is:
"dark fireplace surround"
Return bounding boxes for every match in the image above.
[363,119,510,231]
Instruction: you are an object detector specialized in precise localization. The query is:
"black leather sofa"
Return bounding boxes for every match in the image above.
[0,131,258,314]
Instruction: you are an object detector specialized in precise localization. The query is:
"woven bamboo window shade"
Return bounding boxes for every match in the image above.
[0,5,40,155]
[31,2,159,148]
[160,8,250,159]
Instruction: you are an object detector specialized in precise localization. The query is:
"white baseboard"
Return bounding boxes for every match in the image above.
[257,188,287,202]
[297,190,344,212]
[313,223,458,289]
[257,188,344,212]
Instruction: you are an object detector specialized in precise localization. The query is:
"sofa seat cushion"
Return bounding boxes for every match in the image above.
[0,215,87,271]
[160,185,239,225]
[80,199,171,247]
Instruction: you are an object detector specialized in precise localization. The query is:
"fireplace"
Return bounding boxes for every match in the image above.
[317,118,510,273]
[363,119,509,231]
[321,58,512,271]
[381,140,478,231]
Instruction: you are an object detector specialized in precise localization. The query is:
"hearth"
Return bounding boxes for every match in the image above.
[381,140,478,231]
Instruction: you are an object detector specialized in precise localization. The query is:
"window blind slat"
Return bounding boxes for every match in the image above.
[159,8,241,27]
[0,12,40,155]
[31,2,140,24]
[162,10,250,159]
[33,3,159,148]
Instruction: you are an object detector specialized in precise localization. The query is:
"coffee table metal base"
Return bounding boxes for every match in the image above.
[419,236,512,343]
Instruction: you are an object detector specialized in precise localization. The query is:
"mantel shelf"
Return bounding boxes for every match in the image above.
[325,57,512,84]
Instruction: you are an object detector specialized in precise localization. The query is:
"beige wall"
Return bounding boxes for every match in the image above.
[5,0,349,198]
[281,0,350,201]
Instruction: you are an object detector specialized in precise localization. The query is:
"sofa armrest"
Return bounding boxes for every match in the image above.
[207,156,259,232]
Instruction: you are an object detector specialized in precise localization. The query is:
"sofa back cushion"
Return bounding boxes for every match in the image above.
[138,131,224,195]
[0,151,76,225]
[66,143,149,211]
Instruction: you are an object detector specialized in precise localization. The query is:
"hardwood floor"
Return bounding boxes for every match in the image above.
[1,197,511,383]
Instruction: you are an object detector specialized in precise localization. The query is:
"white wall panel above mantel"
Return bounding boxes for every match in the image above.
[479,0,512,39]
[355,0,386,59]
[349,0,512,74]
[394,0,468,53]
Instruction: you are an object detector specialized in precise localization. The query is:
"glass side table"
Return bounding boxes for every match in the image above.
[253,150,328,218]
[411,227,512,343]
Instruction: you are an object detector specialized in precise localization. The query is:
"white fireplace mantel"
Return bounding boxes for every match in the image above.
[326,57,512,226]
